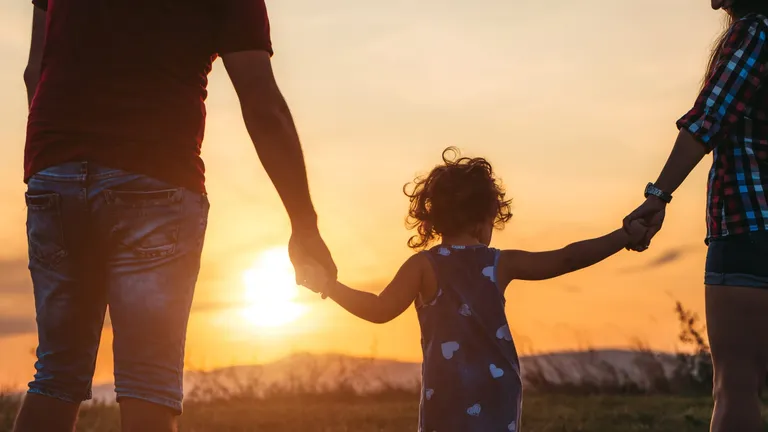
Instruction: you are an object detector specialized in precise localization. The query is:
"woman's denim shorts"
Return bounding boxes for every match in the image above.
[705,231,768,288]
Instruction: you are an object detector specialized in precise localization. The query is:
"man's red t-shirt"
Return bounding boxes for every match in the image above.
[25,0,273,193]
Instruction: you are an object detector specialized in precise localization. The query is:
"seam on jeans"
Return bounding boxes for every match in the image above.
[706,272,768,288]
[29,173,87,183]
[105,189,184,259]
[25,192,69,268]
[116,392,183,414]
[27,387,84,404]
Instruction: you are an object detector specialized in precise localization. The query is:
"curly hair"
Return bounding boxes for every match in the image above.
[404,148,513,250]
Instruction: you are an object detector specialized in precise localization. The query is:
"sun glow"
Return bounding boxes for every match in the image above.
[240,247,307,328]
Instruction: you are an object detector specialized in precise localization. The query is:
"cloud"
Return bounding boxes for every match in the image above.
[620,245,701,273]
[558,284,583,294]
[0,258,30,294]
[0,316,35,337]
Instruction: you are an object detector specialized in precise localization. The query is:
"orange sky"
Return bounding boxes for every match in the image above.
[0,0,728,389]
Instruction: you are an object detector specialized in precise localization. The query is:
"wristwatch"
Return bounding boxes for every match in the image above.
[644,182,673,204]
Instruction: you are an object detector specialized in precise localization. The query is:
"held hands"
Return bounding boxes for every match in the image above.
[288,227,337,289]
[623,196,667,252]
[297,260,335,298]
[624,219,650,250]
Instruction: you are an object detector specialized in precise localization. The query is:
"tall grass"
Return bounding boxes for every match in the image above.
[0,393,20,431]
[523,301,713,395]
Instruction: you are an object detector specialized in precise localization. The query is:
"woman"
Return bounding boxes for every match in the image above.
[625,0,768,430]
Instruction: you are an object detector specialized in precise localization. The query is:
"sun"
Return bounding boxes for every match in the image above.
[240,247,307,328]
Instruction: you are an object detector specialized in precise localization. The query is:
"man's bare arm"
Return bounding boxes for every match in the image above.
[222,50,336,281]
[222,51,317,230]
[24,6,46,109]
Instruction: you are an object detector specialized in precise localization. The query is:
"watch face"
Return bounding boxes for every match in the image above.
[645,183,670,202]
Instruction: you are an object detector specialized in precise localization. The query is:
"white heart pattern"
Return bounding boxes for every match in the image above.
[438,247,451,256]
[466,403,481,417]
[508,421,517,431]
[458,304,472,317]
[425,388,434,400]
[482,266,496,282]
[490,364,504,379]
[441,341,460,359]
[496,324,513,341]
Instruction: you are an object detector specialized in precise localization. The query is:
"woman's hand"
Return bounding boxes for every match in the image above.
[623,197,667,251]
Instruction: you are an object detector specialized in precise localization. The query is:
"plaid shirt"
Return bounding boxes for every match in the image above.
[677,14,768,241]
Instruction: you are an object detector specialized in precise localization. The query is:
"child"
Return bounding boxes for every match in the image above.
[302,148,647,432]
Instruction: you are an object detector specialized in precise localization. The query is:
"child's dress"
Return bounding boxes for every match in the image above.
[417,244,523,432]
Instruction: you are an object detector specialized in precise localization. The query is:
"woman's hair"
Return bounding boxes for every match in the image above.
[404,148,513,250]
[705,1,768,83]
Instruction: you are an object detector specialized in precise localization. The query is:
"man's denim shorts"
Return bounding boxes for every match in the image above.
[25,162,209,414]
[705,231,768,288]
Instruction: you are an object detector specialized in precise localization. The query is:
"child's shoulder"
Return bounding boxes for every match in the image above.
[401,250,432,271]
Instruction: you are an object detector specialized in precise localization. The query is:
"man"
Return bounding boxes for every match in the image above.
[15,1,336,431]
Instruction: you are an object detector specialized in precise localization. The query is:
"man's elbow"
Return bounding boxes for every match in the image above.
[240,93,290,129]
[23,66,40,90]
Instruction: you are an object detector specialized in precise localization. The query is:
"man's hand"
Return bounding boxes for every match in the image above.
[289,228,337,289]
[298,259,334,298]
[623,196,666,252]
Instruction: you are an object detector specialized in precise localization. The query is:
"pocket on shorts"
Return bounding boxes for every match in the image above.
[104,188,183,259]
[25,192,68,268]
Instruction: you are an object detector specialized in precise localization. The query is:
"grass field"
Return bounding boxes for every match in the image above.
[3,393,766,432]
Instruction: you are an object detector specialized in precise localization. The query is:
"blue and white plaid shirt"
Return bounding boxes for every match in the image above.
[677,14,768,241]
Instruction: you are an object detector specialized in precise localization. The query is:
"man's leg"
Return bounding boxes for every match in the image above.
[120,398,179,432]
[706,285,768,432]
[13,394,79,432]
[14,164,107,432]
[92,172,209,432]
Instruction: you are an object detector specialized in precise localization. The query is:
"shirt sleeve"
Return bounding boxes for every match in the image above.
[214,0,273,56]
[32,0,47,11]
[677,17,768,151]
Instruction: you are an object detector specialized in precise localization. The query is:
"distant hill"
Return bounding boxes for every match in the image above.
[86,349,679,404]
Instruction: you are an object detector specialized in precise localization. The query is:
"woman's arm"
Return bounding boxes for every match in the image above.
[307,254,426,324]
[622,130,708,246]
[625,18,768,246]
[651,130,709,196]
[498,222,645,284]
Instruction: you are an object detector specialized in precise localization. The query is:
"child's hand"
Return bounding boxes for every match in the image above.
[298,261,335,297]
[625,220,649,250]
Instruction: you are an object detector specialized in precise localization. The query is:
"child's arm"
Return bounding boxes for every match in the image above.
[498,222,645,284]
[303,254,427,324]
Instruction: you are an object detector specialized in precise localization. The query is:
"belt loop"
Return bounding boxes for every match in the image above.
[81,161,88,184]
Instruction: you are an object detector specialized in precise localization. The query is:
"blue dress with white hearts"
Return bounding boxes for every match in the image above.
[417,244,523,432]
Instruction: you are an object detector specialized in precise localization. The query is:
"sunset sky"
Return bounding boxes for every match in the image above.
[0,0,727,389]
